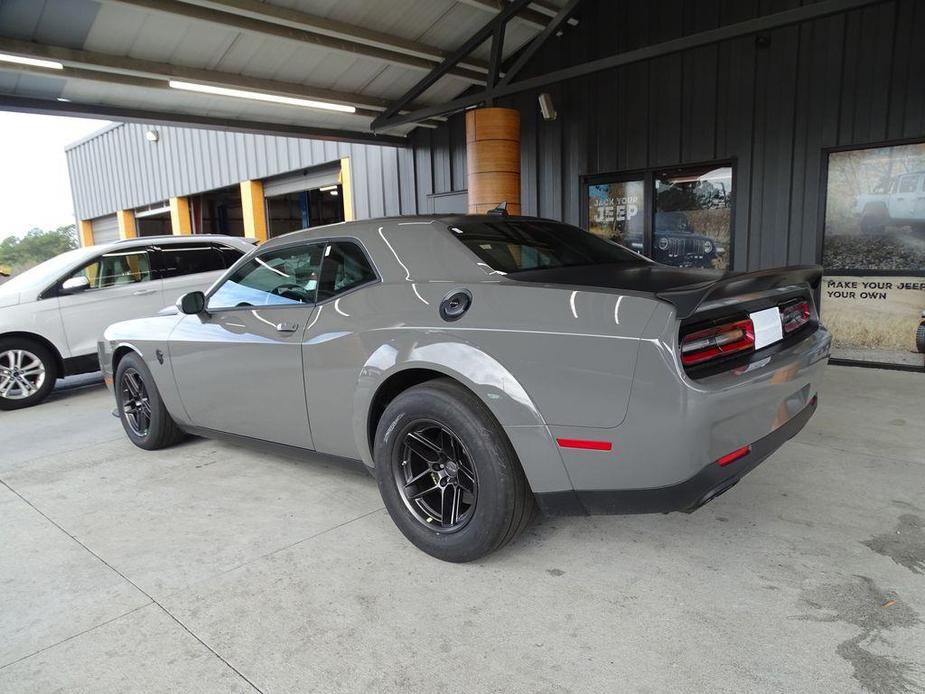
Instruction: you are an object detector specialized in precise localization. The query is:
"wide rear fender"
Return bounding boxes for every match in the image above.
[353,337,572,494]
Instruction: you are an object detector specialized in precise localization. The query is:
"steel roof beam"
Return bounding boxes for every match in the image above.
[454,0,579,31]
[374,0,883,130]
[0,36,442,125]
[97,0,487,84]
[0,95,409,146]
[371,0,533,129]
[177,0,490,74]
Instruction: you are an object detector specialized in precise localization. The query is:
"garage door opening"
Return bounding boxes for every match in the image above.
[136,205,172,237]
[266,185,344,238]
[190,185,245,236]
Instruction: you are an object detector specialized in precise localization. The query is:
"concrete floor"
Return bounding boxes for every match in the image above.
[1,365,923,694]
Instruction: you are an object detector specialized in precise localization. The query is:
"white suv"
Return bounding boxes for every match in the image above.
[0,235,254,410]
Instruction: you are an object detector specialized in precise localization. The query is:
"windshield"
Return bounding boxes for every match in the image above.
[449,219,649,274]
[0,247,95,295]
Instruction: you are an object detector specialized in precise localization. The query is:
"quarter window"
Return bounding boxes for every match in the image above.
[208,243,324,309]
[317,242,376,301]
[67,249,153,289]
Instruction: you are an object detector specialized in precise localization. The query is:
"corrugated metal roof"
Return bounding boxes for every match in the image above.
[0,0,569,139]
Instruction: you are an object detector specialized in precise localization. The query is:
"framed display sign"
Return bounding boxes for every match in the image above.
[820,140,925,369]
[583,163,733,272]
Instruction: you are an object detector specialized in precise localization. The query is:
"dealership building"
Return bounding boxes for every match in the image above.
[16,0,920,369]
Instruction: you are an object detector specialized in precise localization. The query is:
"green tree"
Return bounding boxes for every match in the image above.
[0,225,78,276]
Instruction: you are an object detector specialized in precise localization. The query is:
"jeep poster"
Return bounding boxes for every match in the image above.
[821,142,925,368]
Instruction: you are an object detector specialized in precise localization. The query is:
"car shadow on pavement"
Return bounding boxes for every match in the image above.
[45,373,106,404]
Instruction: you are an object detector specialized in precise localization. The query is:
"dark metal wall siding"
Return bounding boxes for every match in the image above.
[408,0,925,271]
[67,123,415,221]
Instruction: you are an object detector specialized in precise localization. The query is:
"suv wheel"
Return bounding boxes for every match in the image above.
[916,322,925,354]
[115,352,185,450]
[0,338,57,410]
[374,378,534,562]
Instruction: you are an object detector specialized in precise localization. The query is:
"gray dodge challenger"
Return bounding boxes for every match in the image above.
[99,215,831,561]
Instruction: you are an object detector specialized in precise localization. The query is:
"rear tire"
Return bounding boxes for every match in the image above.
[0,338,58,410]
[916,322,925,354]
[373,378,534,562]
[115,352,185,450]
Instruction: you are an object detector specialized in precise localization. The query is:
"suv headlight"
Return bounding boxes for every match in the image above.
[703,240,714,253]
[657,237,669,251]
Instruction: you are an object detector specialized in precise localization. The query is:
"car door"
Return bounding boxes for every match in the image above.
[168,241,324,449]
[57,245,164,357]
[890,174,921,220]
[154,241,247,306]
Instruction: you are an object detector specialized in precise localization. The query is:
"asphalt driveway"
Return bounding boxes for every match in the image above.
[1,365,924,693]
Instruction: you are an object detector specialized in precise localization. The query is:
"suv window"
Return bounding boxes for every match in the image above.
[216,244,245,268]
[157,243,227,278]
[67,249,153,289]
[208,243,324,309]
[317,242,377,301]
[899,175,921,194]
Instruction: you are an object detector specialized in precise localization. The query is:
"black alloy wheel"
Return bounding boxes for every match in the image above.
[393,421,479,532]
[120,367,152,437]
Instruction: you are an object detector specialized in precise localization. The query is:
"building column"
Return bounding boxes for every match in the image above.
[116,209,137,239]
[240,180,269,243]
[339,157,355,221]
[78,219,94,247]
[169,196,192,235]
[466,107,521,215]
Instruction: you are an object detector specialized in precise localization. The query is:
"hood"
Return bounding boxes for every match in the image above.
[0,290,21,307]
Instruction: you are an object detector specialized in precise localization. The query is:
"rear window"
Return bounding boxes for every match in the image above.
[449,220,648,274]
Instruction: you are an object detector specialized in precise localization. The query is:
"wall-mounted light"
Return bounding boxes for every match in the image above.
[168,81,356,114]
[145,129,159,143]
[538,93,557,121]
[319,185,338,191]
[0,53,63,70]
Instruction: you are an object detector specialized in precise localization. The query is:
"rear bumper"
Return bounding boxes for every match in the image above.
[535,394,817,516]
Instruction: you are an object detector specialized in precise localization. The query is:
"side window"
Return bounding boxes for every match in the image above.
[67,249,152,289]
[898,175,919,194]
[158,244,226,278]
[215,244,245,268]
[208,243,324,309]
[317,242,377,301]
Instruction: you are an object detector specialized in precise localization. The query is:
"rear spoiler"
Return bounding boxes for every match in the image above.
[657,265,823,320]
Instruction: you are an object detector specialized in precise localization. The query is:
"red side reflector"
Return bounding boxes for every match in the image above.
[556,438,613,451]
[716,444,751,467]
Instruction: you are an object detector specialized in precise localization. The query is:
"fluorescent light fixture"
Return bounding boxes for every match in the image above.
[168,81,355,114]
[0,53,64,70]
[319,185,338,192]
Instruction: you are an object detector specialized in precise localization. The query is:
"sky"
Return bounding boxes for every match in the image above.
[0,112,111,241]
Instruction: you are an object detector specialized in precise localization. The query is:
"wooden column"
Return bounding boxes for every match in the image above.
[78,219,94,247]
[116,209,136,240]
[240,180,269,243]
[169,196,192,235]
[466,107,521,215]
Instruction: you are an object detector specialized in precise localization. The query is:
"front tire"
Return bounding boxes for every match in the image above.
[374,379,534,562]
[115,352,185,450]
[916,322,925,354]
[0,338,57,410]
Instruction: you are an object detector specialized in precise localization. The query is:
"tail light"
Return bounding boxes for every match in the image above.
[680,318,755,366]
[781,300,811,334]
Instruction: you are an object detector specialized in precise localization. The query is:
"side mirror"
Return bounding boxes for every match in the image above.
[61,275,91,294]
[177,291,206,315]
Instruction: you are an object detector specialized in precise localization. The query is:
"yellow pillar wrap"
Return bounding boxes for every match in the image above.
[169,196,192,235]
[339,157,355,222]
[240,180,269,243]
[116,209,137,239]
[78,219,94,247]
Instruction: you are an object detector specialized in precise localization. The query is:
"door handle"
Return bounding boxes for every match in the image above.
[276,321,299,333]
[133,288,158,296]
